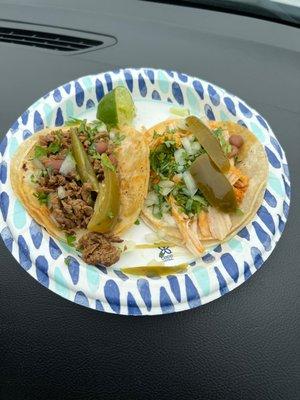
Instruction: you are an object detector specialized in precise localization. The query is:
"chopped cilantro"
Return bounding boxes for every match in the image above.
[173,184,208,216]
[34,145,47,158]
[112,132,125,146]
[153,130,160,139]
[30,174,38,183]
[66,234,76,247]
[150,142,178,178]
[33,191,49,205]
[236,208,244,216]
[212,128,231,155]
[101,153,115,171]
[65,117,85,126]
[107,211,114,219]
[48,141,61,154]
[134,219,140,225]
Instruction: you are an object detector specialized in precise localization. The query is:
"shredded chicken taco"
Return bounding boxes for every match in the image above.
[142,116,268,256]
[11,118,149,266]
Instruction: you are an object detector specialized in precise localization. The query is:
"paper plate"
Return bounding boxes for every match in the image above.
[0,68,290,315]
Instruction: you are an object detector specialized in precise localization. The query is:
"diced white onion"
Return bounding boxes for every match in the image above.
[59,153,76,176]
[145,191,159,206]
[160,187,173,196]
[158,180,174,189]
[176,118,188,130]
[181,136,193,155]
[182,170,198,196]
[57,186,66,199]
[174,148,186,165]
[191,141,201,153]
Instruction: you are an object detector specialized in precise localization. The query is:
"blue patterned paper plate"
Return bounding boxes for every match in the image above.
[0,68,290,315]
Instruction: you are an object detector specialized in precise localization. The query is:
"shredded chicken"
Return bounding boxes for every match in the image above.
[169,196,204,256]
[198,211,211,238]
[207,207,232,241]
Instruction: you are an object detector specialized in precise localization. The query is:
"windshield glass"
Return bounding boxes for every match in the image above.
[141,0,300,27]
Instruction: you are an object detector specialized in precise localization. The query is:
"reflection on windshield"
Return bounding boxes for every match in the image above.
[141,0,300,27]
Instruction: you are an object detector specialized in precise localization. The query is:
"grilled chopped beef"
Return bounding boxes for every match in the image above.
[78,232,122,266]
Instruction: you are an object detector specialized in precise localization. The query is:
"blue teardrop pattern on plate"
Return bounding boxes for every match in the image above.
[75,81,84,107]
[193,267,210,297]
[49,237,62,260]
[0,191,9,221]
[220,253,239,282]
[114,270,129,281]
[282,175,291,199]
[252,221,271,251]
[264,189,277,208]
[65,256,79,285]
[18,235,32,270]
[104,73,113,91]
[1,226,13,252]
[160,287,175,314]
[29,220,43,249]
[124,69,133,92]
[166,70,174,77]
[36,256,49,288]
[23,129,32,140]
[283,201,289,219]
[208,84,220,106]
[270,136,283,159]
[157,70,169,94]
[202,253,215,263]
[204,104,215,120]
[144,68,155,84]
[256,114,269,130]
[238,102,253,118]
[237,119,248,129]
[224,97,236,115]
[237,227,250,241]
[86,99,95,109]
[265,146,281,169]
[177,72,188,82]
[96,265,107,274]
[127,292,142,316]
[167,275,181,302]
[138,73,147,97]
[185,275,201,308]
[250,122,266,144]
[95,78,105,101]
[137,278,151,311]
[192,80,204,100]
[55,107,64,126]
[172,82,184,105]
[244,262,252,280]
[95,299,104,312]
[214,244,222,253]
[53,88,62,103]
[63,83,71,94]
[257,205,275,234]
[186,87,199,115]
[0,161,7,184]
[214,267,229,295]
[167,97,173,103]
[278,214,285,234]
[10,119,19,133]
[251,247,263,270]
[104,280,120,314]
[33,111,44,132]
[282,163,290,181]
[9,137,19,158]
[74,291,89,307]
[21,110,29,125]
[151,90,161,100]
[0,136,7,156]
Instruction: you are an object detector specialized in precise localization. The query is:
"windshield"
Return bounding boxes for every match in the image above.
[141,0,300,27]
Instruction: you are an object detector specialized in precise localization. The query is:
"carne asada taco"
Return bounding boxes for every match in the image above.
[11,119,149,266]
[142,116,268,256]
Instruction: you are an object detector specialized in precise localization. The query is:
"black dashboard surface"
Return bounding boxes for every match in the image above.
[0,1,299,399]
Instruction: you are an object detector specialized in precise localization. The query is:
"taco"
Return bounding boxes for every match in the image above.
[11,119,149,266]
[142,116,268,256]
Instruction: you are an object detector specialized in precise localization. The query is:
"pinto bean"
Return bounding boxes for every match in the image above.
[229,134,244,148]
